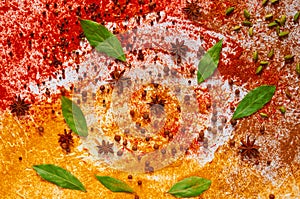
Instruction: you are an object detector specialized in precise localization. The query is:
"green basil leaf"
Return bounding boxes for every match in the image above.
[232,85,276,119]
[168,176,211,198]
[79,19,126,62]
[197,39,223,84]
[95,175,134,193]
[33,164,86,192]
[61,96,88,137]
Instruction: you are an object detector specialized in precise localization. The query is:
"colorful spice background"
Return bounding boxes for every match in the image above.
[0,0,299,198]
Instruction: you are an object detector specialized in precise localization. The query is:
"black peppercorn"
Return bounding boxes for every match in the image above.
[211,116,217,123]
[117,150,123,156]
[140,129,146,134]
[124,128,130,134]
[164,130,170,136]
[142,90,147,98]
[153,144,159,150]
[260,125,265,133]
[171,148,177,155]
[114,135,121,142]
[221,117,227,123]
[132,144,138,151]
[100,85,105,91]
[198,131,204,142]
[146,166,154,173]
[229,140,235,148]
[184,95,190,102]
[230,119,237,126]
[38,126,44,134]
[136,122,141,128]
[145,161,150,166]
[213,109,218,115]
[137,180,142,185]
[269,194,275,199]
[230,105,235,111]
[130,110,135,117]
[211,128,217,134]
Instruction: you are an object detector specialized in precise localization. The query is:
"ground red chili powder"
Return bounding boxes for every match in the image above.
[0,0,171,111]
[1,0,279,112]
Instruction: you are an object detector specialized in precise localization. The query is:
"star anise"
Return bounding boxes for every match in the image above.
[170,39,189,58]
[197,46,205,58]
[97,140,114,155]
[58,129,74,153]
[10,95,30,117]
[238,136,260,159]
[182,0,201,21]
[147,95,166,107]
[106,68,129,84]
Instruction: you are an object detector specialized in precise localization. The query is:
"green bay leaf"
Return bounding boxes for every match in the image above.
[80,19,126,62]
[197,39,223,84]
[232,85,276,119]
[33,164,86,192]
[61,96,88,137]
[95,175,134,193]
[168,176,211,198]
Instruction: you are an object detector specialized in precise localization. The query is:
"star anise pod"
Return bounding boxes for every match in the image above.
[197,46,205,58]
[147,95,166,107]
[106,68,129,84]
[97,140,114,155]
[170,39,189,58]
[238,136,260,159]
[182,0,201,21]
[10,95,30,117]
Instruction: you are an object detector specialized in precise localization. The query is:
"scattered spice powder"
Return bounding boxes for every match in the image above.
[1,0,300,198]
[0,0,170,110]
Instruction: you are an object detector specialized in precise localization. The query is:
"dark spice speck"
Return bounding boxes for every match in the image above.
[269,194,275,199]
